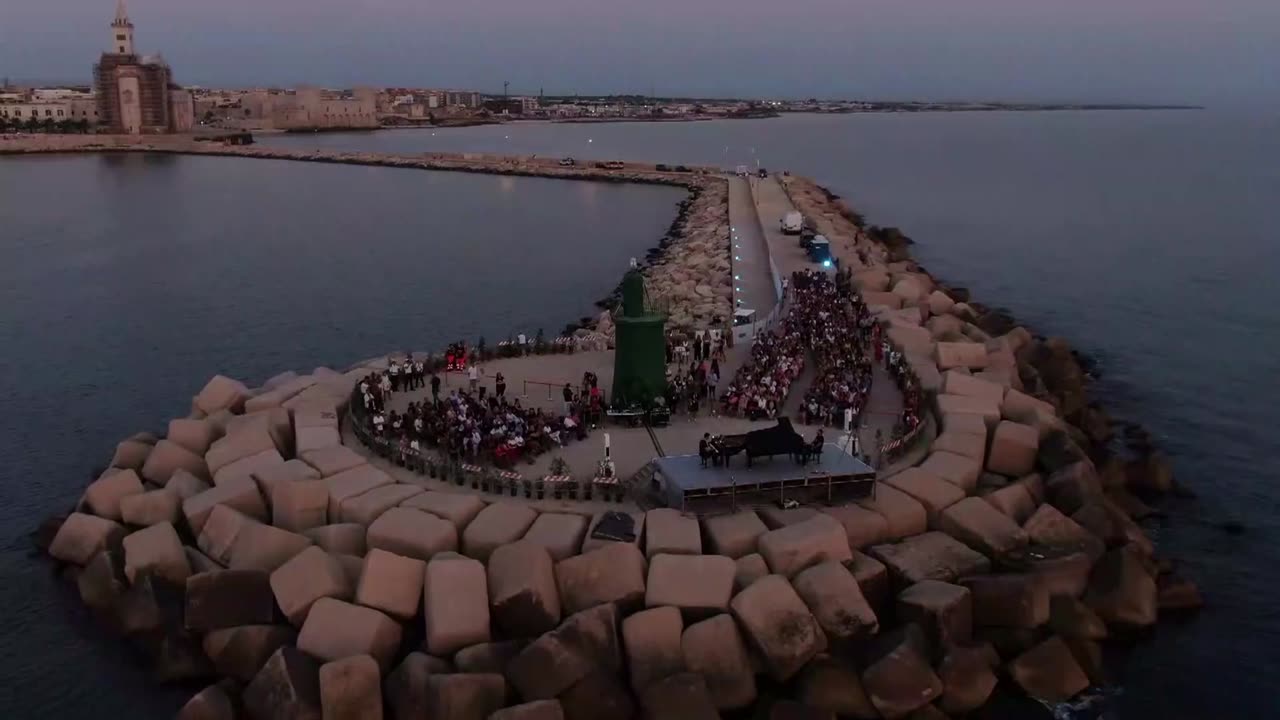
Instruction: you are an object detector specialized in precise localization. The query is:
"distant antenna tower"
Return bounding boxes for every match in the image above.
[503,80,509,99]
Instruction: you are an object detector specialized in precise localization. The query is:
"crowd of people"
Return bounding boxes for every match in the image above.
[354,355,591,470]
[790,270,877,428]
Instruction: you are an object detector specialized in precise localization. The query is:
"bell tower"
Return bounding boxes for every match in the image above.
[110,0,135,55]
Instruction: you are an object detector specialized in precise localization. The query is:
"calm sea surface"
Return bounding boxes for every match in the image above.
[3,111,1278,717]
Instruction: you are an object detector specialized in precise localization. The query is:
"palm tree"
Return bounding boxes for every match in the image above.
[24,116,41,133]
[40,117,56,134]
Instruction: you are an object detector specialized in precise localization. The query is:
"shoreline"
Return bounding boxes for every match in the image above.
[24,133,1199,718]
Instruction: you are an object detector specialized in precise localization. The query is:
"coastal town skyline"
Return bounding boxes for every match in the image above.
[2,0,1277,106]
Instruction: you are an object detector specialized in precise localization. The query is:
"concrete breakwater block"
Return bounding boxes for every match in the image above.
[339,483,423,525]
[820,504,890,550]
[962,573,1050,629]
[244,646,322,720]
[322,464,393,517]
[645,508,703,558]
[797,655,878,718]
[298,597,402,670]
[730,574,826,682]
[983,481,1037,524]
[1008,636,1090,703]
[303,523,366,557]
[300,445,366,478]
[49,512,126,566]
[489,700,565,720]
[197,505,254,565]
[122,522,191,584]
[506,604,621,701]
[734,553,769,592]
[932,430,987,464]
[120,488,181,527]
[645,553,736,618]
[183,476,267,535]
[640,673,720,720]
[212,449,286,488]
[681,613,757,710]
[166,469,210,501]
[757,515,852,578]
[462,502,539,562]
[521,512,589,561]
[861,627,943,718]
[868,532,992,586]
[936,645,999,714]
[202,624,297,683]
[622,606,685,694]
[167,418,222,457]
[1023,504,1105,562]
[857,483,928,541]
[318,654,382,720]
[861,290,903,309]
[935,341,989,370]
[987,421,1040,477]
[111,438,153,471]
[184,569,274,631]
[757,506,821,530]
[194,375,250,416]
[424,553,490,656]
[271,479,330,533]
[205,429,277,480]
[271,546,352,626]
[226,408,292,458]
[488,540,562,638]
[943,370,1005,406]
[142,440,211,486]
[918,451,983,494]
[401,491,487,530]
[366,507,458,561]
[77,550,128,611]
[702,510,768,559]
[355,548,424,621]
[938,497,1029,558]
[253,459,320,500]
[581,510,644,553]
[554,540,647,614]
[897,579,972,649]
[176,683,238,720]
[385,653,448,718]
[792,561,879,645]
[1084,544,1157,628]
[454,640,525,674]
[227,522,313,573]
[843,551,890,613]
[884,468,966,528]
[936,394,1001,428]
[424,673,507,720]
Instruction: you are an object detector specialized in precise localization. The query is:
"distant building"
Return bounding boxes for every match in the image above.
[0,90,100,125]
[228,87,377,130]
[93,0,192,134]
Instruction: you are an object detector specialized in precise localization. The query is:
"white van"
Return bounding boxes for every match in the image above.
[781,211,804,234]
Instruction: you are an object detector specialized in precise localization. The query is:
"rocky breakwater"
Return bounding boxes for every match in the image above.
[781,174,1202,708]
[37,350,1195,719]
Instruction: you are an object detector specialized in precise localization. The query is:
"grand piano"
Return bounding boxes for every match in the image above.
[718,417,812,467]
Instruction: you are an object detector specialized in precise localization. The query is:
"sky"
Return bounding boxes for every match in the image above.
[1,0,1277,105]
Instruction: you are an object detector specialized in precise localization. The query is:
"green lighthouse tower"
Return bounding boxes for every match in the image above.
[611,266,667,408]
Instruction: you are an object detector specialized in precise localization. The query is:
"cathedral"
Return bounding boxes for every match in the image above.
[93,1,193,134]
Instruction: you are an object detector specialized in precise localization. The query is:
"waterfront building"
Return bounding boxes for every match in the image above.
[227,87,378,130]
[92,0,194,134]
[0,90,100,126]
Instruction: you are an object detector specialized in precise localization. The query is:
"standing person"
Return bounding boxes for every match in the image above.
[430,371,441,404]
[562,383,574,416]
[389,359,401,392]
[495,372,506,399]
[468,362,479,394]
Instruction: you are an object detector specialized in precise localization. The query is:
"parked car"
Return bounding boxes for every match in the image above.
[781,211,804,235]
[758,168,768,178]
[674,165,690,172]
[655,163,670,171]
[602,160,626,169]
[559,157,575,166]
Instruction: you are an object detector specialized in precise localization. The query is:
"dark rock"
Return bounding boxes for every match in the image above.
[318,655,382,720]
[31,514,66,555]
[490,700,566,720]
[507,604,620,701]
[860,626,942,719]
[1048,595,1108,640]
[1085,544,1158,628]
[1157,574,1204,612]
[961,574,1049,629]
[185,569,275,631]
[116,571,185,638]
[77,550,129,613]
[243,646,322,720]
[1125,452,1174,494]
[386,652,448,719]
[972,626,1043,661]
[797,654,877,719]
[768,700,834,720]
[896,580,972,652]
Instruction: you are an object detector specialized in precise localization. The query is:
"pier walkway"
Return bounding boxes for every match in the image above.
[726,175,780,318]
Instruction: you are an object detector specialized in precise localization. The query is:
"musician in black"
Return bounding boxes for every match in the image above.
[699,433,713,468]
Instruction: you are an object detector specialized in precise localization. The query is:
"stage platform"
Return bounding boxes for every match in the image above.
[650,443,876,511]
